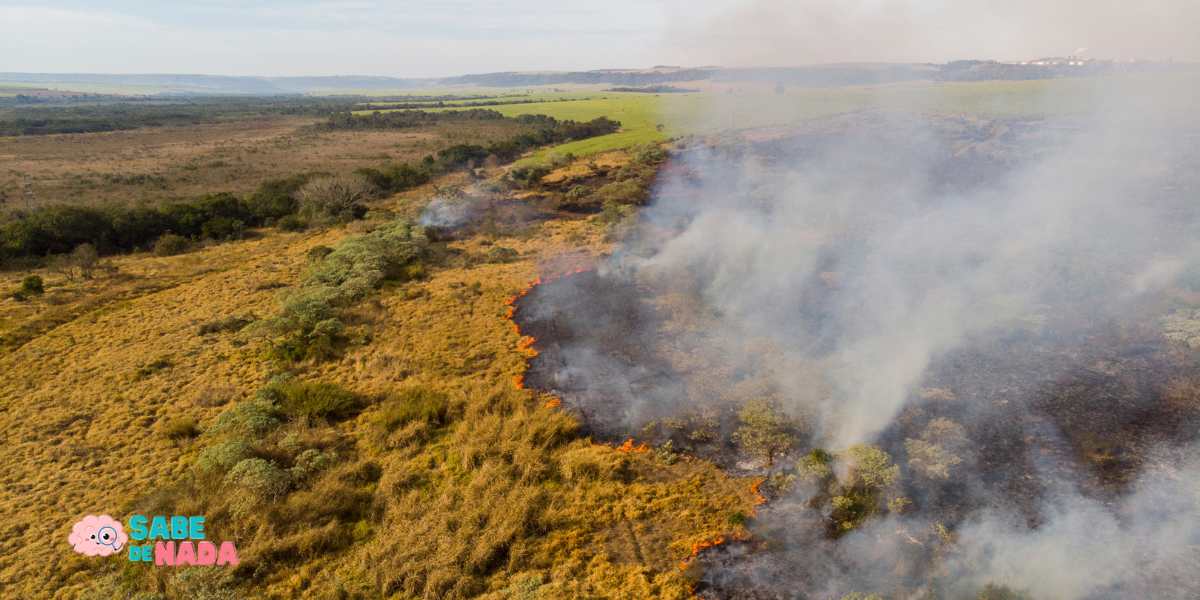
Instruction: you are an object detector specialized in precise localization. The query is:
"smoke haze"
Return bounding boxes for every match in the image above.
[666,0,1200,65]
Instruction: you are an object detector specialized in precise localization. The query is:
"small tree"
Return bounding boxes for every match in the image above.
[829,444,901,534]
[19,275,43,295]
[731,397,797,467]
[297,175,373,224]
[905,417,967,480]
[52,243,100,280]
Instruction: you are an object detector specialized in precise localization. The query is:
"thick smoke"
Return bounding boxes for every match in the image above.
[518,73,1200,597]
[630,84,1199,447]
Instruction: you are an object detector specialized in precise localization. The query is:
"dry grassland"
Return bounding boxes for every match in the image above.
[0,165,756,598]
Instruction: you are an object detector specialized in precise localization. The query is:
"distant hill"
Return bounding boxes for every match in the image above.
[0,61,1190,96]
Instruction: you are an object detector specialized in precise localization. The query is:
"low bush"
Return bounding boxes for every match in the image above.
[196,439,253,476]
[224,458,291,516]
[262,379,362,421]
[210,398,281,437]
[10,274,43,300]
[200,216,246,241]
[371,387,451,433]
[509,165,550,188]
[153,233,191,256]
[160,417,200,441]
[276,214,307,232]
[484,246,519,263]
[197,314,254,335]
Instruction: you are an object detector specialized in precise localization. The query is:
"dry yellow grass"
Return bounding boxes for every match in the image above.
[0,163,757,598]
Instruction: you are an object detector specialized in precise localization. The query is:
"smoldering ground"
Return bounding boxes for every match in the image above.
[516,76,1200,598]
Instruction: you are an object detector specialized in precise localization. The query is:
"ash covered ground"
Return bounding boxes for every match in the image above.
[515,110,1200,599]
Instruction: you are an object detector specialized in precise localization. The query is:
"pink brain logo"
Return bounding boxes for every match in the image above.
[68,515,127,556]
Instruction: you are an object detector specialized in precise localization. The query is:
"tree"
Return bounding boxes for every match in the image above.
[905,418,967,480]
[731,397,797,466]
[297,175,373,224]
[829,444,901,534]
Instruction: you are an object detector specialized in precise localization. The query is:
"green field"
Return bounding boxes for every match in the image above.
[345,76,1164,165]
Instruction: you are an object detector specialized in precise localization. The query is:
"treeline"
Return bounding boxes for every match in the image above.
[0,112,620,262]
[0,180,310,260]
[353,96,584,112]
[352,114,620,193]
[316,108,506,131]
[0,97,364,136]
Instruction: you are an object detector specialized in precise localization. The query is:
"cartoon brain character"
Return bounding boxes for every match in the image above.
[68,515,127,556]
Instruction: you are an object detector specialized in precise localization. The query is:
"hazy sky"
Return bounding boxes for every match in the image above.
[2,1,1198,77]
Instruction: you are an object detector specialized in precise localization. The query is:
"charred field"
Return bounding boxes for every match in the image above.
[514,111,1200,599]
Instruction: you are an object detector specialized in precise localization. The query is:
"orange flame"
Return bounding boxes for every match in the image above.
[543,397,562,409]
[616,438,649,453]
[506,268,592,394]
[679,535,727,570]
[516,335,539,357]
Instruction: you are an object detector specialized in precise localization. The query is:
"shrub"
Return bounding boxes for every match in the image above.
[245,174,310,222]
[484,246,519,263]
[297,175,373,224]
[564,185,589,202]
[371,387,450,432]
[269,287,344,362]
[797,448,834,481]
[19,275,43,295]
[200,217,246,241]
[153,233,191,256]
[276,214,306,232]
[160,417,200,441]
[11,274,43,300]
[210,398,281,437]
[596,179,644,206]
[288,448,338,482]
[197,314,253,335]
[303,219,428,298]
[196,439,253,475]
[263,379,362,421]
[224,458,290,515]
[633,143,667,165]
[509,165,550,188]
[305,245,333,263]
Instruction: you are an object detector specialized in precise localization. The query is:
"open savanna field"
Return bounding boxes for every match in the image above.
[0,114,531,208]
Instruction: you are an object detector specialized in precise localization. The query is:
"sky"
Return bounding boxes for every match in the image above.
[2,1,1198,77]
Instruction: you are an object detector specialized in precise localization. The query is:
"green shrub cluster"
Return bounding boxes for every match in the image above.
[260,378,363,421]
[267,219,429,362]
[9,274,43,301]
